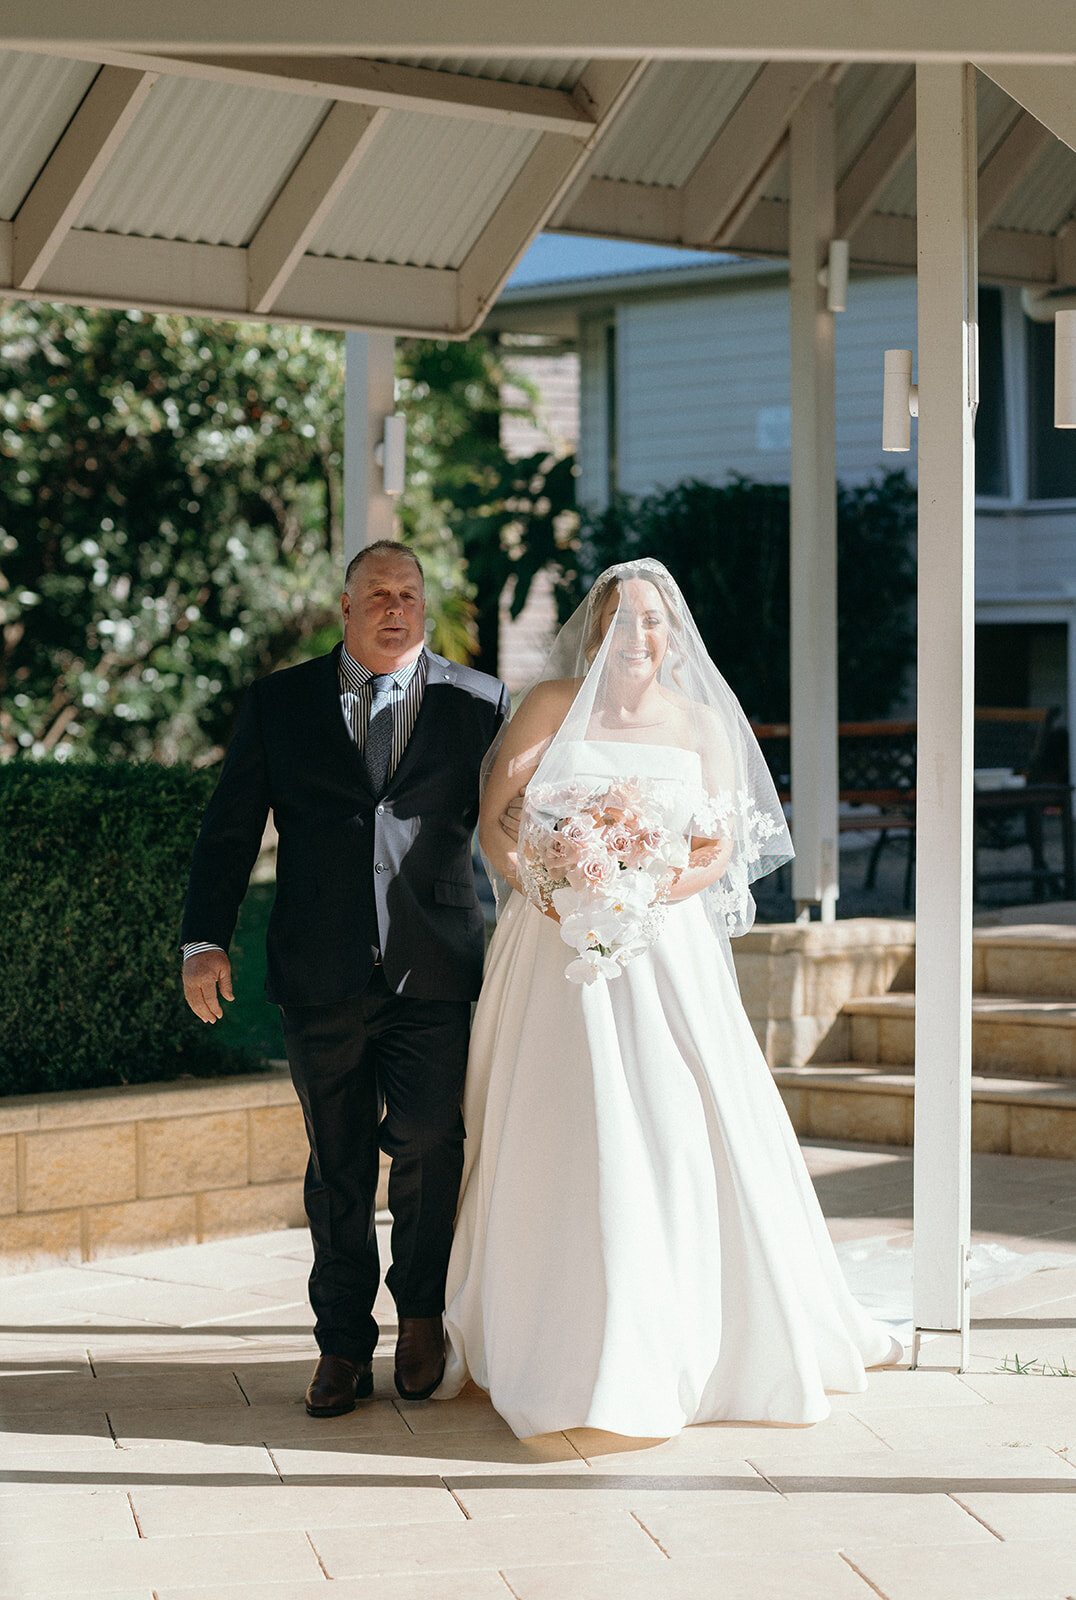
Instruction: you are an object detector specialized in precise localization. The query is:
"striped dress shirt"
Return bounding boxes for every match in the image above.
[182,645,428,963]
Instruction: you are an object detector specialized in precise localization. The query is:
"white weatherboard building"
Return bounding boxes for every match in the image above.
[493,256,1076,753]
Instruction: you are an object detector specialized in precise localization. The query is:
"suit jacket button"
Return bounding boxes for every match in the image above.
[376,804,385,814]
[374,862,386,874]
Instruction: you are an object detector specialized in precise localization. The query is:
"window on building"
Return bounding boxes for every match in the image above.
[1026,315,1076,500]
[975,286,1008,497]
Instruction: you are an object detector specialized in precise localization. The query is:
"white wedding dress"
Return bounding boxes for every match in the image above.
[439,741,900,1439]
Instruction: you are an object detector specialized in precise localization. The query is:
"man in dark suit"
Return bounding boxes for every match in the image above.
[181,541,509,1415]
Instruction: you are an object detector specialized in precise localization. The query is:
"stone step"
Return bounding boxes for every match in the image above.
[903,923,1076,1000]
[842,991,1076,1077]
[774,1062,1076,1159]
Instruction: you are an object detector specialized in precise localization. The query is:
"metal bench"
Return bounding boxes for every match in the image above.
[752,712,1074,907]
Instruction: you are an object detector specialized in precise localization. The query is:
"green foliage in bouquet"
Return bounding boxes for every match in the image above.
[0,761,265,1095]
[572,472,917,723]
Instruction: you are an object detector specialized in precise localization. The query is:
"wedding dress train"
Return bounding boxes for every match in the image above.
[439,742,899,1439]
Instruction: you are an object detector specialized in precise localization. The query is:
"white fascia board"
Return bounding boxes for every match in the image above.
[2,0,1075,63]
[5,225,459,335]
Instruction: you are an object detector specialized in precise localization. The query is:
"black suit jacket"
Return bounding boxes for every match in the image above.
[181,645,509,1006]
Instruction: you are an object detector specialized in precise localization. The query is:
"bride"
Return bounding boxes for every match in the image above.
[437,558,900,1440]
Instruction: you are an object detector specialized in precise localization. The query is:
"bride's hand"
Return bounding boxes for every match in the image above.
[663,836,733,902]
[499,787,525,843]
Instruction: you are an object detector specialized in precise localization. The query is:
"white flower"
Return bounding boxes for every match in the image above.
[565,950,622,985]
[551,884,588,920]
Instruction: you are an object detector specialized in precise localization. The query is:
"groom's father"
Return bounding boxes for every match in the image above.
[181,542,508,1414]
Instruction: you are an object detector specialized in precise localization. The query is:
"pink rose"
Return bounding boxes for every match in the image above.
[605,826,634,860]
[560,816,596,846]
[543,832,584,873]
[567,848,617,892]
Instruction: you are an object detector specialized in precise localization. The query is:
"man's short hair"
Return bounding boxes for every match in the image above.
[344,540,424,591]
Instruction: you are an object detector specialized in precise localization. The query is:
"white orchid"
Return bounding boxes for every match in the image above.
[565,950,622,985]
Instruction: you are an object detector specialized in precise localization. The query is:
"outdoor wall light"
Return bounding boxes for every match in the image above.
[818,239,849,313]
[882,348,918,452]
[1056,310,1076,429]
[375,412,407,495]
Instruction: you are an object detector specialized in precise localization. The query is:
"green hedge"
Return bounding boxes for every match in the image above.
[0,761,266,1096]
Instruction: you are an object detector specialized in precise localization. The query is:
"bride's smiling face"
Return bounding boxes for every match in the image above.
[598,580,669,680]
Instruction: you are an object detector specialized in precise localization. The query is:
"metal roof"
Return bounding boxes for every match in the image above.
[588,60,761,188]
[78,77,331,247]
[309,111,540,269]
[0,34,1071,336]
[0,49,97,221]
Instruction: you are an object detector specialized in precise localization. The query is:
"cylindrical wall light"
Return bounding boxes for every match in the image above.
[882,349,919,452]
[378,412,407,495]
[1056,310,1076,429]
[826,239,849,313]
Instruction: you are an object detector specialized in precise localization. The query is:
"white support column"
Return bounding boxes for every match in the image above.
[343,330,397,573]
[789,79,839,923]
[912,63,977,1366]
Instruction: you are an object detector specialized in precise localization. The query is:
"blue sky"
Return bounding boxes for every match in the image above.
[507,232,720,287]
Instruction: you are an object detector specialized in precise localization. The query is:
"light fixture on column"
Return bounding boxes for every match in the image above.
[818,239,849,313]
[374,413,407,495]
[882,349,918,452]
[1056,310,1076,429]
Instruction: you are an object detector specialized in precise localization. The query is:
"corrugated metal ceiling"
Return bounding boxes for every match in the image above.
[0,49,97,221]
[996,136,1076,234]
[588,59,761,188]
[310,110,540,269]
[77,75,330,247]
[378,56,589,90]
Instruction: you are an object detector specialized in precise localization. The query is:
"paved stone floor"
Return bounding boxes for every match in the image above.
[1,1140,1075,1600]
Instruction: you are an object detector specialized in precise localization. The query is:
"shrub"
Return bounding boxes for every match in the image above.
[574,472,917,722]
[0,761,264,1095]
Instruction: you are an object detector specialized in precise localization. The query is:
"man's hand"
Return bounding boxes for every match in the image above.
[183,950,235,1024]
[499,786,525,843]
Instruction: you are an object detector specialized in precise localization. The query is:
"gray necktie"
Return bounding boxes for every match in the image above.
[364,675,395,793]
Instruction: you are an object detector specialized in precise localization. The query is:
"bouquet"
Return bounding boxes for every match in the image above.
[519,778,690,984]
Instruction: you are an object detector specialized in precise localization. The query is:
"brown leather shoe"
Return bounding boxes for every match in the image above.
[394,1316,445,1400]
[304,1353,373,1417]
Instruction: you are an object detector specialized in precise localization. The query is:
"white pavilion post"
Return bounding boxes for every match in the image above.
[789,80,840,923]
[912,63,977,1367]
[343,330,397,570]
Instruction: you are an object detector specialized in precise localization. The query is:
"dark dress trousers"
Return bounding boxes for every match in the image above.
[182,644,509,1362]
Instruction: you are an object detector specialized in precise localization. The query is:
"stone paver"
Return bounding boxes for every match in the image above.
[0,1139,1074,1600]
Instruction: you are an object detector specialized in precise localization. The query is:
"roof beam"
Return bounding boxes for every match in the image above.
[551,177,684,245]
[680,61,828,245]
[729,195,1060,285]
[247,102,386,314]
[978,64,1076,155]
[12,43,597,136]
[1,0,1075,63]
[456,57,648,334]
[835,74,916,239]
[12,64,157,291]
[977,110,1055,231]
